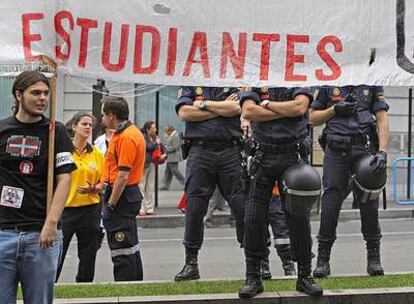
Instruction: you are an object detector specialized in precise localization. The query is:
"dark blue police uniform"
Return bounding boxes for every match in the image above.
[261,190,296,279]
[174,86,245,280]
[266,193,295,276]
[238,87,321,297]
[311,85,389,277]
[240,87,312,261]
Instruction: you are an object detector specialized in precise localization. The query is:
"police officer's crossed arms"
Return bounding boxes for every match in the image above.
[238,87,323,299]
[174,87,246,282]
[309,86,389,279]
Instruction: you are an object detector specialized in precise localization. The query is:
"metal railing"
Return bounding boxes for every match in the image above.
[392,157,414,204]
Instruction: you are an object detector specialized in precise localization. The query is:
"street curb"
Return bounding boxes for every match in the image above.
[137,208,414,229]
[51,287,414,303]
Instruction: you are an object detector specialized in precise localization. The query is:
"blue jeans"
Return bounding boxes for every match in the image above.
[0,229,63,304]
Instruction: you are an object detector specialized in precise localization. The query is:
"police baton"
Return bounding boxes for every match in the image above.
[382,188,387,210]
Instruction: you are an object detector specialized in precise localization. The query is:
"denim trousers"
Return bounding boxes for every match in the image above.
[0,229,62,304]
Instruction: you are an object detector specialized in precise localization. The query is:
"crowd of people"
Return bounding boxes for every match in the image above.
[0,71,389,303]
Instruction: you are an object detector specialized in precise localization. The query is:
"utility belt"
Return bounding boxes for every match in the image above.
[325,133,371,153]
[258,140,304,154]
[191,139,239,151]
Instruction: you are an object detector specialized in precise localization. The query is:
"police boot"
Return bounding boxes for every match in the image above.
[174,251,200,281]
[281,257,296,276]
[366,242,384,276]
[296,263,323,297]
[239,258,263,299]
[276,248,296,276]
[261,256,272,280]
[313,243,331,278]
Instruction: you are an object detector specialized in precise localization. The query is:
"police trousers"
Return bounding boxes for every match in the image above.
[267,195,291,252]
[103,185,143,281]
[244,151,312,264]
[183,145,245,252]
[317,143,382,246]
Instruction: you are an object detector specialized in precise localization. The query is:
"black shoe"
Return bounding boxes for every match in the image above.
[174,253,200,281]
[367,243,384,276]
[239,277,264,298]
[367,256,384,276]
[313,244,332,278]
[296,276,323,297]
[261,258,272,280]
[313,259,330,278]
[174,264,200,281]
[239,257,263,298]
[159,187,169,191]
[367,262,384,276]
[282,260,296,276]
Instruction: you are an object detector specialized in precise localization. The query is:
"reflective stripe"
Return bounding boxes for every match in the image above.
[286,189,321,196]
[353,178,385,195]
[111,244,140,258]
[274,238,290,245]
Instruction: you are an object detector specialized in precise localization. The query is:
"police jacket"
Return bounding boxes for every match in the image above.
[239,87,313,144]
[175,86,242,141]
[310,86,389,136]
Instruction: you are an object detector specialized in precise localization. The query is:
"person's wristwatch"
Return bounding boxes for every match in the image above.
[199,100,207,111]
[260,99,270,108]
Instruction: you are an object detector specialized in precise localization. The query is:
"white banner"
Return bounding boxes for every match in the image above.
[1,0,414,86]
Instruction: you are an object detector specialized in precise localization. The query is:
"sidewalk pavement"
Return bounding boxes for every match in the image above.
[137,188,414,229]
[48,285,414,304]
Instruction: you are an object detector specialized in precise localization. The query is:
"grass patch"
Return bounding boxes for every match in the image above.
[48,273,414,299]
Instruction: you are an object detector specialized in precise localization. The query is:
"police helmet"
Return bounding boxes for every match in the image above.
[281,163,321,216]
[353,154,387,203]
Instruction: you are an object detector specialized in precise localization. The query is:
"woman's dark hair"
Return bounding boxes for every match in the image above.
[11,71,50,115]
[101,95,129,121]
[71,111,96,128]
[141,121,155,134]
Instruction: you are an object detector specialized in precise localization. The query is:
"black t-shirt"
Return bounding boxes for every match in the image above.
[0,116,76,231]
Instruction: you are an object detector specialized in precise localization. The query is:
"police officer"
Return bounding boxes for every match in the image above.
[174,86,245,281]
[309,86,389,278]
[240,119,295,279]
[101,96,146,281]
[238,87,323,298]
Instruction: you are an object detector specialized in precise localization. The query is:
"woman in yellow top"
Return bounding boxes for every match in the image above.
[56,112,104,282]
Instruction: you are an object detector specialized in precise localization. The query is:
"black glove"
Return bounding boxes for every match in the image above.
[334,99,356,116]
[370,151,387,173]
